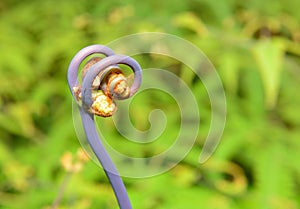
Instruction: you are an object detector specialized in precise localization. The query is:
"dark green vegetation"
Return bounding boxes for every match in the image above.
[1,0,300,208]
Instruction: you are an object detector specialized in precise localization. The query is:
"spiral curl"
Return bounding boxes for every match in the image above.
[67,44,142,209]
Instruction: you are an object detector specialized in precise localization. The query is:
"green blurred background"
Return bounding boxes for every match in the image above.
[1,0,300,208]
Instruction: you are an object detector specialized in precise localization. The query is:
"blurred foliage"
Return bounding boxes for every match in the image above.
[1,0,300,208]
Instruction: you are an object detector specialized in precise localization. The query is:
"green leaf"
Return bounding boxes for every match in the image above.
[252,38,285,109]
[219,51,241,94]
[173,12,208,36]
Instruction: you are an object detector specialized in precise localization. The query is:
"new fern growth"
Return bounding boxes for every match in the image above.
[67,45,142,209]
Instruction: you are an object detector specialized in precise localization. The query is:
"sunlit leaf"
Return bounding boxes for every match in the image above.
[252,38,285,109]
[173,12,208,36]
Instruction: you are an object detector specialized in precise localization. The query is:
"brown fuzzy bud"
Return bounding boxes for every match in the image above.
[90,91,117,117]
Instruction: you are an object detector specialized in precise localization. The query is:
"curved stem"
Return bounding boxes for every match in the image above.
[51,171,73,209]
[67,44,115,94]
[67,45,142,209]
[81,55,142,107]
[80,109,132,209]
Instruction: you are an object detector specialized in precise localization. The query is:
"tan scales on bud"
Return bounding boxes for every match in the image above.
[73,57,131,117]
[90,92,117,117]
